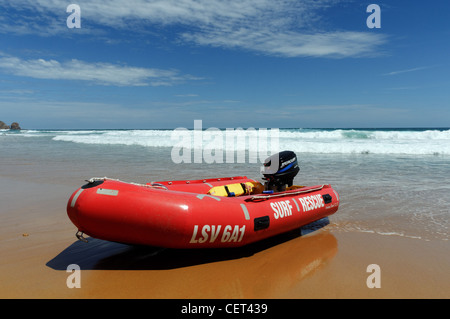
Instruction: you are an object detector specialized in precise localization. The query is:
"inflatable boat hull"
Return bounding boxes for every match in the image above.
[67,176,339,248]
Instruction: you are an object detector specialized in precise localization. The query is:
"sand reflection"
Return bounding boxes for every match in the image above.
[47,219,338,298]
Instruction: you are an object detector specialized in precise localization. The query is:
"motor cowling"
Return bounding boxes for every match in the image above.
[262,151,299,191]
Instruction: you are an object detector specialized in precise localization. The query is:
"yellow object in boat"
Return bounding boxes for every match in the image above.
[208,181,264,197]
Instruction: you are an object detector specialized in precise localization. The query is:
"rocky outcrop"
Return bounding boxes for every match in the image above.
[10,122,21,130]
[0,121,10,129]
[0,121,21,130]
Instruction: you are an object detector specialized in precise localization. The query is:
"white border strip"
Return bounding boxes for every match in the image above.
[240,203,250,220]
[70,189,84,208]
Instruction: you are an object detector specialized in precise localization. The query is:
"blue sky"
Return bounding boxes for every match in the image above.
[0,0,449,129]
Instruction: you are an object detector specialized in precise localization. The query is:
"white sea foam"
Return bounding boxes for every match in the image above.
[277,129,450,155]
[53,130,175,147]
[4,128,450,155]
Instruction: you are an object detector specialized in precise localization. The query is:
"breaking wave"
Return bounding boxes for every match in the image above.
[4,128,450,155]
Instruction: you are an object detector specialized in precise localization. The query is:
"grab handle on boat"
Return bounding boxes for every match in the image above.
[76,230,89,243]
[150,182,169,190]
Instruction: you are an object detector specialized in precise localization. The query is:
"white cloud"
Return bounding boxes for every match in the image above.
[184,29,386,58]
[0,54,201,86]
[383,66,433,76]
[1,0,283,27]
[1,0,388,58]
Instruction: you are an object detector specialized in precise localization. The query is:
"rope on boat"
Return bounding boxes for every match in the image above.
[85,177,168,190]
[85,177,327,199]
[245,185,326,202]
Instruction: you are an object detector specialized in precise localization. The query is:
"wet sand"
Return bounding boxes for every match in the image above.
[1,176,449,299]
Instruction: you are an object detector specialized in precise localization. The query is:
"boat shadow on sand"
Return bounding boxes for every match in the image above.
[47,218,335,271]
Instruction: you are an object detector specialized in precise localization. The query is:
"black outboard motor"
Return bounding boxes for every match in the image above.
[262,151,300,192]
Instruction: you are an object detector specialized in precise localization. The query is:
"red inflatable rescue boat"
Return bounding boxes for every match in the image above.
[67,151,339,248]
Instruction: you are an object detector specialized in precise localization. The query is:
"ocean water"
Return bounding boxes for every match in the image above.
[7,127,450,155]
[1,127,449,241]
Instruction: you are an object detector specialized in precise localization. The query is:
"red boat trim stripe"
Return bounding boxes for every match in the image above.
[70,188,84,208]
[240,203,250,220]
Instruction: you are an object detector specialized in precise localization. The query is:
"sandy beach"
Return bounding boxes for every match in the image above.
[2,0,450,306]
[1,173,448,299]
